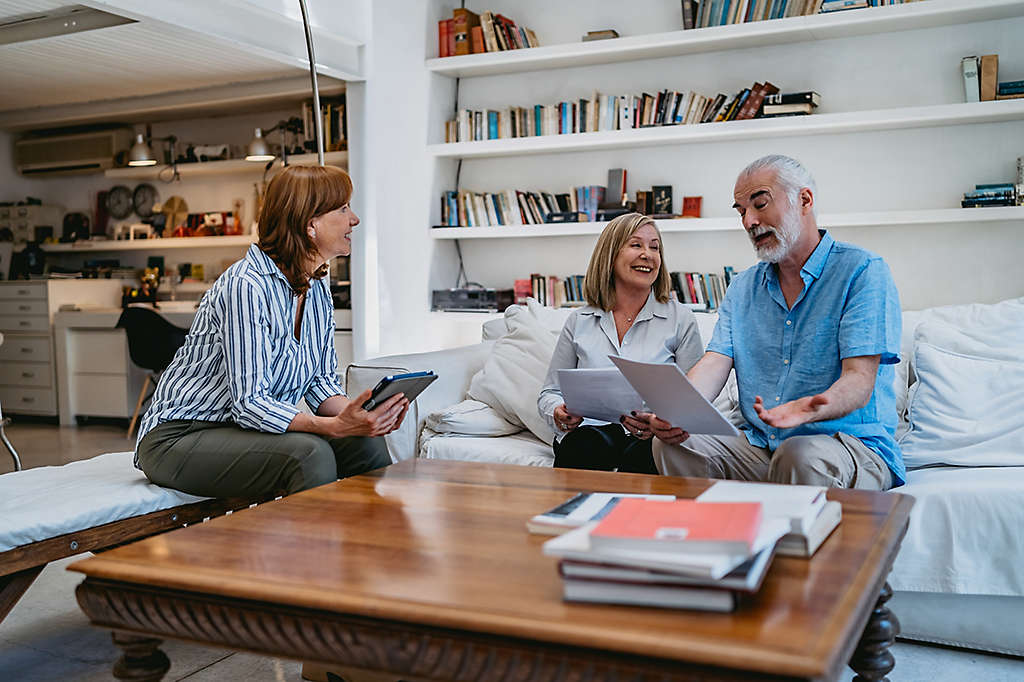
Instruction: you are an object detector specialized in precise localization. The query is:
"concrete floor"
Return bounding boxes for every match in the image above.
[2,419,1023,681]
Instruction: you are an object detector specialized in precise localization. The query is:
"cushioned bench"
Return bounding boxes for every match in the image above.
[0,452,254,626]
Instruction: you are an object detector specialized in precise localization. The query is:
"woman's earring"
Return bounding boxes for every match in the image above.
[308,227,316,239]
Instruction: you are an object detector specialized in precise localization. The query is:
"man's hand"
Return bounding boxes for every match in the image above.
[753,394,830,429]
[553,404,583,432]
[641,412,690,446]
[330,389,409,438]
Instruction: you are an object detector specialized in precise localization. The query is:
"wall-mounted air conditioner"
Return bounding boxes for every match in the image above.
[14,128,133,175]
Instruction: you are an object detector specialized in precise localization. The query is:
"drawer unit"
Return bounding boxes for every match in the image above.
[0,361,52,387]
[0,385,57,415]
[0,282,47,300]
[0,335,50,362]
[0,314,50,333]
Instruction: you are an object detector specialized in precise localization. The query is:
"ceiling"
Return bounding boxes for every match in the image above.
[0,1,320,127]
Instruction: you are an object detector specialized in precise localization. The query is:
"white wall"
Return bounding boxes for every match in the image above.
[357,0,1024,357]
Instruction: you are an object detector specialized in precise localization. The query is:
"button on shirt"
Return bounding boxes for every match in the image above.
[136,245,344,461]
[707,230,905,485]
[538,292,704,439]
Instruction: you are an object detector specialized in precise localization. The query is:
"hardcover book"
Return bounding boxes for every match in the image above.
[528,492,675,535]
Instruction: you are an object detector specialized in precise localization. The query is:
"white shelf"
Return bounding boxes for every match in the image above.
[41,235,256,253]
[104,151,348,180]
[429,100,1024,159]
[425,0,1024,78]
[430,207,1024,239]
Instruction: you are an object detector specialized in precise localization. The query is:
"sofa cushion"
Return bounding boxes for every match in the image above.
[900,340,1024,468]
[420,428,554,467]
[425,399,522,437]
[468,306,558,445]
[890,465,1024,597]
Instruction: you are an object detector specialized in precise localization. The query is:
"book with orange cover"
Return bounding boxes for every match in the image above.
[589,498,762,555]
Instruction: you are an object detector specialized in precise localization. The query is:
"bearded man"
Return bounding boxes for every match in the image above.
[645,155,904,489]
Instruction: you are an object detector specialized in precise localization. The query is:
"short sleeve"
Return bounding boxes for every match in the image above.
[839,258,902,365]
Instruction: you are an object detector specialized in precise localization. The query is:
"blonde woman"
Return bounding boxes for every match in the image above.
[538,213,703,472]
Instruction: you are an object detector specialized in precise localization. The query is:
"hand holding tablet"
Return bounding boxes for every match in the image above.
[362,370,438,411]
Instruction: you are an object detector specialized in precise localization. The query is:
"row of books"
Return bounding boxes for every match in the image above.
[439,186,608,227]
[671,269,734,311]
[961,182,1018,209]
[514,274,586,309]
[443,85,825,142]
[299,95,346,152]
[535,481,842,611]
[437,8,538,58]
[680,0,918,29]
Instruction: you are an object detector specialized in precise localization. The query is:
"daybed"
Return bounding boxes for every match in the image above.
[346,297,1024,656]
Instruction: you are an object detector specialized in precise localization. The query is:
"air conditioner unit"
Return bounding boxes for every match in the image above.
[14,128,133,175]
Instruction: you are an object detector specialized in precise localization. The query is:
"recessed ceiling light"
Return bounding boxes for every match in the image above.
[0,4,135,46]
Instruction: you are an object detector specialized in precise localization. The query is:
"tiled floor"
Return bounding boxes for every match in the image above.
[2,419,1023,681]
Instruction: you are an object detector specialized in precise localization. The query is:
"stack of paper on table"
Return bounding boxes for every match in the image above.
[696,480,842,557]
[542,497,789,611]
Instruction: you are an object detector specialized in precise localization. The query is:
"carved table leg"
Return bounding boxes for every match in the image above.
[111,631,171,681]
[850,581,900,682]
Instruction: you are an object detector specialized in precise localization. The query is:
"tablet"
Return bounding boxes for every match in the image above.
[361,370,438,411]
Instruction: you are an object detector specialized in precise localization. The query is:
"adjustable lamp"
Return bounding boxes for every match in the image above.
[245,117,305,165]
[244,128,275,162]
[127,134,157,166]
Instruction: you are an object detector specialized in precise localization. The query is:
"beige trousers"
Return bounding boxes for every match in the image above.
[653,432,892,490]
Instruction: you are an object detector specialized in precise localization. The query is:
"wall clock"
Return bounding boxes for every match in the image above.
[132,183,159,218]
[106,185,133,219]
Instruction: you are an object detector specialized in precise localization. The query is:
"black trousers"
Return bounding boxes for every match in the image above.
[552,423,658,474]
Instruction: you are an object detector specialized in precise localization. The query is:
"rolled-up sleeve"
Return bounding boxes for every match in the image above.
[537,319,579,434]
[222,277,301,432]
[839,258,902,364]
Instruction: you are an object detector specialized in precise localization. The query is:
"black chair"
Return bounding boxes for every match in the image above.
[116,306,189,437]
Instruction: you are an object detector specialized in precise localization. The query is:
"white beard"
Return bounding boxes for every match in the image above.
[749,208,800,263]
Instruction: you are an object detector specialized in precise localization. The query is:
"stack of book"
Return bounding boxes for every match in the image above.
[681,0,916,29]
[961,183,1017,208]
[437,8,538,58]
[439,186,606,227]
[541,496,789,611]
[762,91,820,118]
[670,268,735,312]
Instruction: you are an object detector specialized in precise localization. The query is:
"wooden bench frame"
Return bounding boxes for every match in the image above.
[1,496,257,627]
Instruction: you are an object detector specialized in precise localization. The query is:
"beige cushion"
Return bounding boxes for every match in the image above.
[425,399,522,437]
[468,305,558,445]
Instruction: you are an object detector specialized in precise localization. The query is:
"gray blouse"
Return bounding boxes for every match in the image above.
[537,291,705,439]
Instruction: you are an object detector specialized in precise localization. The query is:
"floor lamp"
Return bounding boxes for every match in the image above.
[298,0,325,167]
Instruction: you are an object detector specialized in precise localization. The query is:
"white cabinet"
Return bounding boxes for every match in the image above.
[0,280,122,416]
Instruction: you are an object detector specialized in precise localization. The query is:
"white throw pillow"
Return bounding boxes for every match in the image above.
[424,399,522,437]
[525,297,575,335]
[899,340,1024,469]
[468,305,558,445]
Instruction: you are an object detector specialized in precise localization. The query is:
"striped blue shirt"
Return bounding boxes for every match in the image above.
[136,245,344,458]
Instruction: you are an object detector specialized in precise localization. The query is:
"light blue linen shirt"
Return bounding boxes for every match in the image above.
[538,292,704,439]
[707,230,905,486]
[136,245,344,460]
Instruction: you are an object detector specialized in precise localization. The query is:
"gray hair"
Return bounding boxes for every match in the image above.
[738,155,817,215]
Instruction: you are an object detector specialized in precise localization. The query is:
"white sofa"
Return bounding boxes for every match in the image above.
[346,297,1024,656]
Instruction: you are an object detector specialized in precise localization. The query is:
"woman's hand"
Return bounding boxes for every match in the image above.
[647,413,690,446]
[329,389,409,438]
[553,404,583,432]
[621,412,653,440]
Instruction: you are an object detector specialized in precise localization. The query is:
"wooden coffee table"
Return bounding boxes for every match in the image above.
[70,459,913,681]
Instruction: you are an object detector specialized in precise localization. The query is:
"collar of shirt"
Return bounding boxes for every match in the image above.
[577,289,669,322]
[246,243,317,291]
[760,229,834,310]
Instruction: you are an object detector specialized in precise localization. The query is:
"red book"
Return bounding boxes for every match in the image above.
[590,499,762,555]
[446,18,456,58]
[438,20,448,58]
[470,25,485,54]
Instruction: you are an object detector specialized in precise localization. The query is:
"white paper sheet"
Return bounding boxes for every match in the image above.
[558,367,645,423]
[608,356,741,437]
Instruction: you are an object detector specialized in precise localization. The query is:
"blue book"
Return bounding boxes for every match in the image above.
[487,111,498,140]
[997,84,1024,95]
[534,105,543,136]
[998,79,1024,89]
[975,183,1015,191]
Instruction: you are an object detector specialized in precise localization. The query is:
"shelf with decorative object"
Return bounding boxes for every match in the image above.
[429,100,1024,159]
[430,206,1024,239]
[425,0,1024,78]
[103,151,348,180]
[40,235,257,253]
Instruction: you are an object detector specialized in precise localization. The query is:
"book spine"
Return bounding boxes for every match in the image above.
[962,56,980,103]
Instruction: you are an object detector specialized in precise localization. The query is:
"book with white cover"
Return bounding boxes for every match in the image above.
[561,578,737,612]
[543,517,788,580]
[696,480,827,536]
[608,356,740,437]
[776,500,842,558]
[527,491,675,536]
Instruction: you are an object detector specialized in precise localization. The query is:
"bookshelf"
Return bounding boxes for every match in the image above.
[40,235,256,253]
[104,152,349,180]
[429,100,1024,159]
[431,206,1024,239]
[426,0,1024,78]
